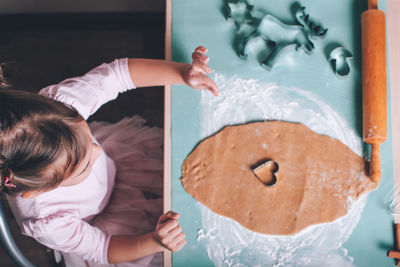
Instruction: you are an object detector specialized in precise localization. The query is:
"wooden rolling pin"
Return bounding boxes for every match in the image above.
[362,0,387,183]
[387,224,400,265]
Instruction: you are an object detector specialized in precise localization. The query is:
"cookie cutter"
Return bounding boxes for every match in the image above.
[261,43,299,70]
[295,6,328,39]
[226,0,254,27]
[226,1,327,70]
[328,47,353,78]
[252,160,279,186]
[237,14,314,69]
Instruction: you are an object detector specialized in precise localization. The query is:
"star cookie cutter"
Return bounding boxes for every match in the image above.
[226,0,254,27]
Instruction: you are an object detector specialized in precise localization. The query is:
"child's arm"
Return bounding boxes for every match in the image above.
[128,46,219,96]
[107,211,185,263]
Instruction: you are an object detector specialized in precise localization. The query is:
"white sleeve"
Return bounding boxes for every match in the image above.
[21,211,111,264]
[39,58,135,120]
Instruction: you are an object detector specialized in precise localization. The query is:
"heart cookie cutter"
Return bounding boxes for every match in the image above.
[252,160,279,186]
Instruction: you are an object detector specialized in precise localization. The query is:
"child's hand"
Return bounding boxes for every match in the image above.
[184,46,219,96]
[153,211,186,252]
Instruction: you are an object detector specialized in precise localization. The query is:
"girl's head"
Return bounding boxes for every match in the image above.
[0,89,91,196]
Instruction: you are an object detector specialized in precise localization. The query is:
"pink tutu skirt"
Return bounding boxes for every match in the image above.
[62,116,163,267]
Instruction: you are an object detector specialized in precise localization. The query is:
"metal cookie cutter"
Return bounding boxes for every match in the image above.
[261,42,299,71]
[238,14,315,69]
[295,6,328,39]
[226,0,254,27]
[226,1,328,70]
[252,160,279,186]
[328,47,353,78]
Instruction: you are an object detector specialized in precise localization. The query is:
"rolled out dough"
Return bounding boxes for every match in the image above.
[181,121,377,235]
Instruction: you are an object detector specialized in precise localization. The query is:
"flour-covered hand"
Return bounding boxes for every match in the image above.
[184,46,219,96]
[153,211,186,252]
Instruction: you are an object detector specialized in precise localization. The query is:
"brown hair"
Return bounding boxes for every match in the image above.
[0,89,89,196]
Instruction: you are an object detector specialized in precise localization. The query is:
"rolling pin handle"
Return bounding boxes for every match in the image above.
[368,0,378,9]
[370,143,381,182]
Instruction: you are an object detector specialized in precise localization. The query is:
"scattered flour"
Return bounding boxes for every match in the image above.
[197,73,366,267]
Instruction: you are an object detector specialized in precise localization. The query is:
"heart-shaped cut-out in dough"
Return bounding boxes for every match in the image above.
[181,121,378,235]
[253,160,279,186]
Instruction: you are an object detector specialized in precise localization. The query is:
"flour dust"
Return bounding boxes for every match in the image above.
[197,73,366,267]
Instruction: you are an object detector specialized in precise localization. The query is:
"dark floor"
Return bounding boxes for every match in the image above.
[0,13,165,266]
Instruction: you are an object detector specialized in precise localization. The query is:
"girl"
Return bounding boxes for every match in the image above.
[0,46,218,266]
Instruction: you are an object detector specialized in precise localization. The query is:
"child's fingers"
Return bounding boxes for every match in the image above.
[192,51,209,64]
[158,214,169,224]
[159,226,183,247]
[198,83,219,97]
[192,60,212,74]
[168,232,186,251]
[158,211,179,224]
[186,46,219,96]
[194,46,208,54]
[166,224,184,240]
[191,74,219,96]
[170,231,186,245]
[160,226,184,246]
[158,219,179,236]
[156,222,186,251]
[165,231,186,251]
[171,238,187,252]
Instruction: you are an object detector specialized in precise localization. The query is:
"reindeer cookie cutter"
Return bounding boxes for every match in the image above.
[226,1,328,70]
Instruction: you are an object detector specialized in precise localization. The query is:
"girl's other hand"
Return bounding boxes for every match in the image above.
[153,211,186,252]
[184,46,219,96]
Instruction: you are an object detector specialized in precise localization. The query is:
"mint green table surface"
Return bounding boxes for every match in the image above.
[170,0,394,266]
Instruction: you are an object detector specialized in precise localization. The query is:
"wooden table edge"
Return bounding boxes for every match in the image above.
[164,0,172,266]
